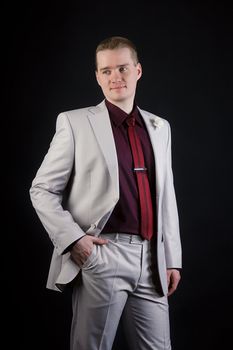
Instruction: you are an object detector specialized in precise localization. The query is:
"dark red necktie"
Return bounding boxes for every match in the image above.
[126,115,154,240]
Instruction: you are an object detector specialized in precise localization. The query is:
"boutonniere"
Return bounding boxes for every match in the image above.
[150,117,164,129]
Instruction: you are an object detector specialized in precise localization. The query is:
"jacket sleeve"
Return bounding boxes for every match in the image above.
[162,121,182,268]
[29,113,85,255]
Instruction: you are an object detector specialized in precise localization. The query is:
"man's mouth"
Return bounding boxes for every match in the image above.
[110,85,126,90]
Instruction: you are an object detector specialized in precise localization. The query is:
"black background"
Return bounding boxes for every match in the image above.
[5,1,233,349]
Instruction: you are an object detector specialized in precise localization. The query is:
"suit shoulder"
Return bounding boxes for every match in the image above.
[138,107,170,129]
[58,106,94,118]
[55,106,98,128]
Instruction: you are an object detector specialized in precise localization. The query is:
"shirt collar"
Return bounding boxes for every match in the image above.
[105,99,143,127]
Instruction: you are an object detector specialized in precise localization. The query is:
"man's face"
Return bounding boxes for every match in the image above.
[95,47,142,105]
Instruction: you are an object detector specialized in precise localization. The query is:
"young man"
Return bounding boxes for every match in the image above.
[30,36,182,350]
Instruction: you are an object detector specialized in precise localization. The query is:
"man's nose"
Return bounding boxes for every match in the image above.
[111,70,122,82]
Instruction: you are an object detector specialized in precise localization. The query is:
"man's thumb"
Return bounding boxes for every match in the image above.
[92,236,108,245]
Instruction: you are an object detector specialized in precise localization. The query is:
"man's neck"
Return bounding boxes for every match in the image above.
[106,98,135,114]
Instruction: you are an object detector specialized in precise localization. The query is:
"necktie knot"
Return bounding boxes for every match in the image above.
[126,116,135,127]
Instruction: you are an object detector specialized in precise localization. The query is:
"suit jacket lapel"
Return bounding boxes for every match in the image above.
[139,108,164,196]
[87,101,119,198]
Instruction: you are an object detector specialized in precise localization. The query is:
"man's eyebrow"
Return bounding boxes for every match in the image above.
[99,64,130,72]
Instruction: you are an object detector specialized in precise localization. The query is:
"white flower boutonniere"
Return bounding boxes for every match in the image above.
[150,117,164,129]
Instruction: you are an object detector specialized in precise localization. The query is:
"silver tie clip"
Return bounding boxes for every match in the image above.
[134,167,147,172]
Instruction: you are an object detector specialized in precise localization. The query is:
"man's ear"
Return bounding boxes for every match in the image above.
[137,63,142,81]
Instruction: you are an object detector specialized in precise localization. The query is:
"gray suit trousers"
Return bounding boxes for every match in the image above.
[71,233,171,350]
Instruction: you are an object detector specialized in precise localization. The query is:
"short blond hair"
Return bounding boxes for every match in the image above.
[95,36,139,70]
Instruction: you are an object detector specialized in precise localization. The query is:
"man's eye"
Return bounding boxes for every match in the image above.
[103,70,111,75]
[119,67,127,72]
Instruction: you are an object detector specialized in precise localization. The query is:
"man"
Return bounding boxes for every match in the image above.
[30,36,182,350]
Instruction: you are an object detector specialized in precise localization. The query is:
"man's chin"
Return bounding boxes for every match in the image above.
[109,93,128,102]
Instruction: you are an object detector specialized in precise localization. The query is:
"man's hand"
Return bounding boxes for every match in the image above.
[70,235,108,267]
[167,269,181,296]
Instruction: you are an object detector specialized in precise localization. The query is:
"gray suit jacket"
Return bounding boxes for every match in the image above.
[29,100,182,294]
